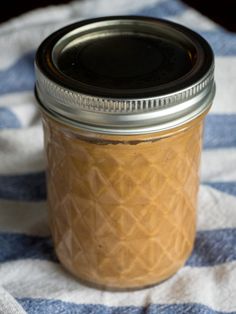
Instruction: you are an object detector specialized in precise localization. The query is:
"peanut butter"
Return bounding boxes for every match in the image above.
[43,116,202,289]
[35,16,215,290]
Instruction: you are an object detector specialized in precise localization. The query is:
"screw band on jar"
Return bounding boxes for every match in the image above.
[35,16,215,134]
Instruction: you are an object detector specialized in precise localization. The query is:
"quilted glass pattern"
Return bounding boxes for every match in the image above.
[43,116,203,289]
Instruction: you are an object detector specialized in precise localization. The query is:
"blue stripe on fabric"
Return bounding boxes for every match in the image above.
[0,233,57,263]
[17,299,236,314]
[0,173,235,201]
[137,1,236,56]
[0,111,235,147]
[187,228,236,267]
[198,30,236,56]
[1,229,236,267]
[204,114,236,149]
[0,29,235,98]
[0,108,21,128]
[137,0,187,19]
[0,172,46,201]
[0,51,35,95]
[204,182,236,197]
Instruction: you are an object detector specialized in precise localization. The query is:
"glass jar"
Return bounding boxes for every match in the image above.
[35,16,215,290]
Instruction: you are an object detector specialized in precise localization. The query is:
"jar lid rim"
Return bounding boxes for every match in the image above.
[35,16,215,135]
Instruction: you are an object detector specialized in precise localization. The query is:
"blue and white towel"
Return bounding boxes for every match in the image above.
[0,0,236,313]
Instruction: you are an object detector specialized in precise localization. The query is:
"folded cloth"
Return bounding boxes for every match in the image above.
[0,0,236,313]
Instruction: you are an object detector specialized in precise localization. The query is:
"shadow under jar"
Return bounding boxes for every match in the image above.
[35,16,215,290]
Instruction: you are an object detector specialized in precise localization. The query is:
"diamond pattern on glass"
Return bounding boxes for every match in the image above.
[44,118,203,289]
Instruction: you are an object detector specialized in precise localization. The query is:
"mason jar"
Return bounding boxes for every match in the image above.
[35,16,215,290]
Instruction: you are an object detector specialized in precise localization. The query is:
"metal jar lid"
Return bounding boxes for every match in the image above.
[35,16,215,135]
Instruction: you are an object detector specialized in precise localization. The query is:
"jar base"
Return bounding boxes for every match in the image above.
[61,263,183,292]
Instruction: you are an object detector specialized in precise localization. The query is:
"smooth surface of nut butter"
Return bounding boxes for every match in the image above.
[43,114,203,289]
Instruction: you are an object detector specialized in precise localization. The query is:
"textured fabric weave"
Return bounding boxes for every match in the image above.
[0,0,236,313]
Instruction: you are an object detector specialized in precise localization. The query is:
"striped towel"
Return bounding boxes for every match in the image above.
[0,0,236,313]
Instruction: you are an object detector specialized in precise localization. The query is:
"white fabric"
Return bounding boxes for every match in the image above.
[0,0,235,313]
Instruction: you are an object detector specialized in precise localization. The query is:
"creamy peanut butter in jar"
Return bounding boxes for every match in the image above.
[35,16,215,290]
